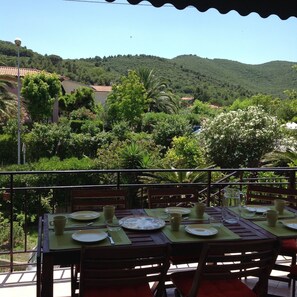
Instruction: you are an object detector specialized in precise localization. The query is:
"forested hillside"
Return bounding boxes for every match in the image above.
[0,40,296,105]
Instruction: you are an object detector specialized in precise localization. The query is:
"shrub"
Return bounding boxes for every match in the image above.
[202,106,281,168]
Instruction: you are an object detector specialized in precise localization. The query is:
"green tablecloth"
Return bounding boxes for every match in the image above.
[253,220,297,238]
[162,224,240,243]
[144,208,209,221]
[49,228,131,250]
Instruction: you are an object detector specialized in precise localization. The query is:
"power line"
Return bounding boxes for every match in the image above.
[63,0,173,8]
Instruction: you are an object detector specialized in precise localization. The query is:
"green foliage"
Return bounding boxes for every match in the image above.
[164,136,207,168]
[262,148,297,167]
[24,122,71,161]
[191,100,219,118]
[21,71,62,122]
[136,67,180,114]
[0,133,17,165]
[0,77,16,122]
[151,114,192,149]
[59,87,95,113]
[69,107,96,121]
[80,120,103,135]
[1,40,296,101]
[202,106,281,168]
[96,136,162,170]
[0,216,25,249]
[276,99,297,122]
[106,70,148,130]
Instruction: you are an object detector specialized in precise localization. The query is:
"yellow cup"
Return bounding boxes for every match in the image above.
[50,215,67,235]
[195,202,206,219]
[103,205,115,221]
[170,213,182,231]
[266,209,278,227]
[274,199,285,215]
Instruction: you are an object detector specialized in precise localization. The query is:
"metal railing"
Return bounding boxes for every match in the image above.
[0,167,296,272]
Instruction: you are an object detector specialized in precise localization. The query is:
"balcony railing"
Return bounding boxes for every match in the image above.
[0,167,296,272]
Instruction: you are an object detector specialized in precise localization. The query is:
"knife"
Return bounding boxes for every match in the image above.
[107,231,115,245]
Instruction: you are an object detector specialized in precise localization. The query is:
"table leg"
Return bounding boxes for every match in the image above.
[41,253,54,297]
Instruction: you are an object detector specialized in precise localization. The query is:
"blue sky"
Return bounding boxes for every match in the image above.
[1,0,297,65]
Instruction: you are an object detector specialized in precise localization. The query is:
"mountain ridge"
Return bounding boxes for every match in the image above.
[0,40,296,104]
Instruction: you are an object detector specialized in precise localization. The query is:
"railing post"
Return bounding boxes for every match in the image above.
[288,170,296,190]
[9,173,14,272]
[207,171,211,206]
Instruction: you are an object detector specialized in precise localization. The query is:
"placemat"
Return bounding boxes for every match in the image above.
[231,207,295,220]
[253,220,297,237]
[49,228,131,250]
[144,208,209,221]
[162,224,240,243]
[48,213,108,229]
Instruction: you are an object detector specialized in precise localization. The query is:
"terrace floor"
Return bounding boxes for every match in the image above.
[0,255,295,297]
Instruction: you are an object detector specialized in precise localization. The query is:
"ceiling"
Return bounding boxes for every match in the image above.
[106,0,297,20]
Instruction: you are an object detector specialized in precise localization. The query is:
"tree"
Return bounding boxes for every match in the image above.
[21,71,62,122]
[136,68,180,114]
[0,77,16,121]
[105,70,148,130]
[164,136,207,168]
[202,106,281,168]
[59,87,96,115]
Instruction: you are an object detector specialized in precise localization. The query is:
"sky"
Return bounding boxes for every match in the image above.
[1,0,297,65]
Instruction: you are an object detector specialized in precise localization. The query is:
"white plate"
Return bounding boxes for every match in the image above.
[119,216,165,230]
[282,219,297,231]
[72,229,108,243]
[185,225,218,237]
[245,205,270,214]
[69,211,100,221]
[165,207,191,215]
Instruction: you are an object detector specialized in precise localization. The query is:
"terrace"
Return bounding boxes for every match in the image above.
[0,167,296,297]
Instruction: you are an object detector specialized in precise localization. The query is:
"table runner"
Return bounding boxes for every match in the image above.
[253,220,297,237]
[144,208,209,221]
[49,228,131,250]
[162,224,240,243]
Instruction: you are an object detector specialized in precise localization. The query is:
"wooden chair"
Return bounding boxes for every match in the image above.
[147,187,198,209]
[288,265,297,297]
[246,184,297,285]
[71,188,127,211]
[78,244,170,297]
[170,239,280,297]
[71,188,127,296]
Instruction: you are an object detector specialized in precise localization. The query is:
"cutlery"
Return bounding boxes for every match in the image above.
[107,231,115,245]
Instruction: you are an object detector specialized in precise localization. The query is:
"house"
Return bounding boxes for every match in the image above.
[91,85,112,105]
[61,80,112,105]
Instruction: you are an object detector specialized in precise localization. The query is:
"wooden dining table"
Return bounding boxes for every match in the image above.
[39,206,297,297]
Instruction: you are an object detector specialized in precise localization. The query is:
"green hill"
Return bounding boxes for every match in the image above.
[0,40,296,105]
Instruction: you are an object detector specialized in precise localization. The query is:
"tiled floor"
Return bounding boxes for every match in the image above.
[0,256,295,297]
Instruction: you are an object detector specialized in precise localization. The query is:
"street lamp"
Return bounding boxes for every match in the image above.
[14,37,21,165]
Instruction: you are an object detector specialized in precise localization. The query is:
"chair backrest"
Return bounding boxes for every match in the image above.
[246,184,297,206]
[187,239,280,297]
[71,188,127,211]
[79,244,170,297]
[147,187,198,208]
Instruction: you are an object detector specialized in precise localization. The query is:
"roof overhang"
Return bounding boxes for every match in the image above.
[105,0,297,20]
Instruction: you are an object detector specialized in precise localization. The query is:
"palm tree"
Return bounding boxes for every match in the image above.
[136,68,180,114]
[262,148,297,167]
[0,76,17,120]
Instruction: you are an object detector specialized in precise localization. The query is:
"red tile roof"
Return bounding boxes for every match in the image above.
[91,85,112,92]
[0,66,41,77]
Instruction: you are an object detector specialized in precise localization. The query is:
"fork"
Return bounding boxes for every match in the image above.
[107,231,115,245]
